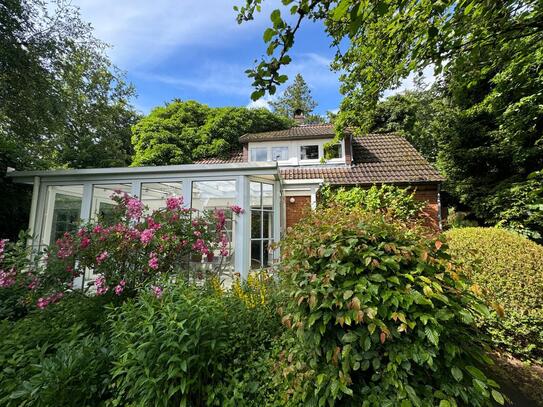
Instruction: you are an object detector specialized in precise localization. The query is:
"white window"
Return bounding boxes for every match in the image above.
[325,143,343,159]
[300,145,319,160]
[250,147,268,162]
[271,147,288,161]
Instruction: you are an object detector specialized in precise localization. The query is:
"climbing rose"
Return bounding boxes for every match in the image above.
[126,197,144,220]
[95,275,109,295]
[96,251,109,265]
[140,229,155,245]
[148,252,159,270]
[230,205,244,214]
[166,195,184,210]
[0,268,16,288]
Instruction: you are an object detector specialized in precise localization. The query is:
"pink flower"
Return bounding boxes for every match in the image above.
[94,275,109,295]
[36,297,49,309]
[114,279,126,295]
[28,277,38,290]
[76,228,87,237]
[0,268,16,288]
[151,285,163,298]
[193,239,209,255]
[230,205,245,215]
[215,209,226,231]
[126,197,144,220]
[166,195,184,211]
[219,233,229,257]
[148,252,159,270]
[80,236,91,249]
[56,234,74,259]
[194,230,201,237]
[206,252,214,262]
[0,239,7,261]
[140,229,155,245]
[96,251,109,265]
[92,225,104,234]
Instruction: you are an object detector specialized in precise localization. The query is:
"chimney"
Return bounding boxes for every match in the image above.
[293,109,305,125]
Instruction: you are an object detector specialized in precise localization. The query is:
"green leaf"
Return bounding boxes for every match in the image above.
[263,28,275,43]
[425,326,439,346]
[332,0,350,21]
[270,9,282,26]
[491,389,505,405]
[342,332,358,343]
[439,401,450,407]
[451,366,463,382]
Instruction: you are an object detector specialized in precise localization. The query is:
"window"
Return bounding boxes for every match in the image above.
[300,145,319,160]
[325,143,343,159]
[271,147,288,161]
[250,148,268,162]
[41,185,84,246]
[192,180,237,269]
[250,182,274,269]
[91,183,132,224]
[140,182,183,212]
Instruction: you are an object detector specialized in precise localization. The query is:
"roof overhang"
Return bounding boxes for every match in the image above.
[6,162,279,184]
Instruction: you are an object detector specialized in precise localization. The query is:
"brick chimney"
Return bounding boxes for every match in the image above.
[293,109,305,125]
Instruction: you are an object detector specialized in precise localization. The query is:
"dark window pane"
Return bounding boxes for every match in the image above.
[251,240,262,269]
[300,145,319,160]
[251,210,262,239]
[325,143,342,159]
[263,212,273,239]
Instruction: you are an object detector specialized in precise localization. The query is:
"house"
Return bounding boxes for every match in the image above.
[6,122,444,281]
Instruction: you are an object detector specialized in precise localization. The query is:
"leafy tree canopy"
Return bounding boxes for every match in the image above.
[131,100,292,167]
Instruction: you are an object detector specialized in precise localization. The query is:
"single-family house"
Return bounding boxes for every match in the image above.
[7,120,444,281]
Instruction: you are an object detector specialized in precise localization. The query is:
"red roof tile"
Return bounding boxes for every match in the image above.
[239,124,347,142]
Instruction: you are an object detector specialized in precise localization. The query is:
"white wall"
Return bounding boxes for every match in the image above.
[248,138,345,166]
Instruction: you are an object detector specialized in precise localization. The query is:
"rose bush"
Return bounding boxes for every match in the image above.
[0,191,240,310]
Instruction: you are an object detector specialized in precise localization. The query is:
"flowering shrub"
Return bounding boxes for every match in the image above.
[0,191,240,309]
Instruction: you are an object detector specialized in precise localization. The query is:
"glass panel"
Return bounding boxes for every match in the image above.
[263,240,273,267]
[325,143,342,159]
[250,148,268,162]
[262,183,273,209]
[271,146,288,161]
[250,181,262,208]
[91,183,132,223]
[263,212,273,239]
[140,182,183,212]
[250,240,262,269]
[300,145,319,160]
[251,210,262,239]
[41,185,84,246]
[191,180,236,211]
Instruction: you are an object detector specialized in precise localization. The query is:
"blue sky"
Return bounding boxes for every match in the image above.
[74,0,428,116]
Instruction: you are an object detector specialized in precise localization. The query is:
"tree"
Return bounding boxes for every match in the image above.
[269,73,321,122]
[0,0,138,239]
[131,100,291,167]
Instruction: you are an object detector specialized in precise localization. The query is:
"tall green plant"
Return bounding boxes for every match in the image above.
[274,206,502,406]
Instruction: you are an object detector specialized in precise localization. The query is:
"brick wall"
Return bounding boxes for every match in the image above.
[344,136,353,165]
[285,196,311,229]
[412,184,440,230]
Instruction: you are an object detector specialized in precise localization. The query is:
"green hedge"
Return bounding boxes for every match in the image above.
[445,227,543,362]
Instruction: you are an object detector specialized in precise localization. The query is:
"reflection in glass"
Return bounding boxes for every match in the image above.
[42,185,84,246]
[191,180,236,211]
[300,145,319,160]
[91,184,132,224]
[272,146,288,161]
[250,148,268,162]
[250,181,275,269]
[140,182,183,212]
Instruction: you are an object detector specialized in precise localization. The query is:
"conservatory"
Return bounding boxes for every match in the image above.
[7,163,282,283]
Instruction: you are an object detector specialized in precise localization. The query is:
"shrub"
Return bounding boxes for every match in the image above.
[0,294,112,406]
[0,191,239,310]
[445,227,543,362]
[108,278,282,406]
[318,184,425,221]
[274,206,502,406]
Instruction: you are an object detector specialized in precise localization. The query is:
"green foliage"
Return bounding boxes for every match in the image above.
[269,73,320,120]
[108,279,282,406]
[131,100,291,166]
[274,206,500,406]
[319,184,425,221]
[0,294,112,406]
[445,227,543,362]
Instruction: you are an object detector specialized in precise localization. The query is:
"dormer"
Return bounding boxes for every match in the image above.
[239,124,353,167]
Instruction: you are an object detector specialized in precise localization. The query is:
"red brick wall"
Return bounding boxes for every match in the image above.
[344,136,353,165]
[412,184,440,230]
[285,196,311,229]
[242,144,248,161]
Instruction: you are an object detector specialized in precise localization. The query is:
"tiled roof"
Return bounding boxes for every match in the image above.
[279,134,444,185]
[239,124,347,142]
[194,150,244,164]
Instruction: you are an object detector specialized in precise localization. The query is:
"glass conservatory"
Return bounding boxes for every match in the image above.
[7,163,282,282]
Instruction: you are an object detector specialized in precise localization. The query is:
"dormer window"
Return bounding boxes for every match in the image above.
[250,147,268,162]
[272,147,288,161]
[325,143,343,159]
[300,145,319,160]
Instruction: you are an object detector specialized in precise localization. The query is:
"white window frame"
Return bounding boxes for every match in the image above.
[250,147,269,162]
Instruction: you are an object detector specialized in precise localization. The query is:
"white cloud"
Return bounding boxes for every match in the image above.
[247,98,273,110]
[73,0,270,68]
[382,65,436,98]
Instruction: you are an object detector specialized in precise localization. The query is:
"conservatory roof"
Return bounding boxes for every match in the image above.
[6,162,279,184]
